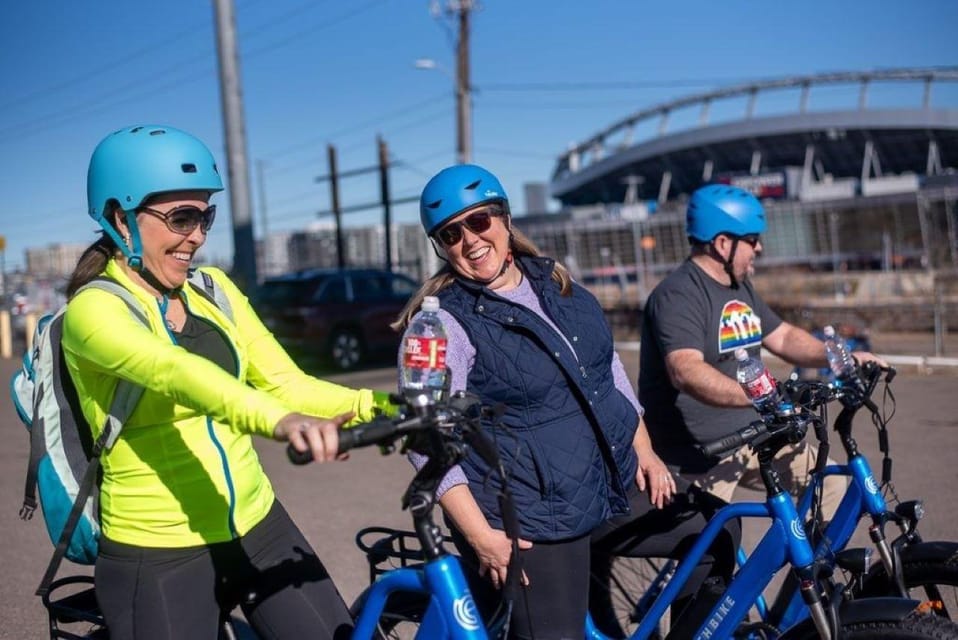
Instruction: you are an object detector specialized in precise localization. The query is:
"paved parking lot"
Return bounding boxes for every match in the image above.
[1,339,956,638]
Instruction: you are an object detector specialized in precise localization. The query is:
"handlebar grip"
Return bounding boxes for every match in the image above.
[700,421,768,458]
[286,415,400,465]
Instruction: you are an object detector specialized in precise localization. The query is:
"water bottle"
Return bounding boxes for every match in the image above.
[823,325,856,379]
[400,296,448,410]
[734,348,781,413]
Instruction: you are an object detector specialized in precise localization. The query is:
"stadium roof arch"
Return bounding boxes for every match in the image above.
[549,67,958,207]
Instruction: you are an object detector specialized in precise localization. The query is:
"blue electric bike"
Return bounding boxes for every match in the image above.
[302,391,958,640]
[589,362,958,639]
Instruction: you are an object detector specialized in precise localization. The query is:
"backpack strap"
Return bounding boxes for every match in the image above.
[34,279,149,596]
[187,269,234,323]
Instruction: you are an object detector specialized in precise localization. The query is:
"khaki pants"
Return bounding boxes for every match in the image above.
[681,440,845,520]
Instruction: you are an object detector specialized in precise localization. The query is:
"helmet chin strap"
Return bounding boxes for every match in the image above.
[107,211,178,297]
[708,238,741,290]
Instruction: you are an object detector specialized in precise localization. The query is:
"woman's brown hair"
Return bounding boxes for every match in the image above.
[66,206,123,298]
[391,223,572,331]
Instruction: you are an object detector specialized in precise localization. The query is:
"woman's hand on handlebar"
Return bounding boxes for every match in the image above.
[274,411,355,463]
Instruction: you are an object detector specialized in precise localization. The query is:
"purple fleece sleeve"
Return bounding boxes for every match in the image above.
[405,308,473,498]
[612,350,642,415]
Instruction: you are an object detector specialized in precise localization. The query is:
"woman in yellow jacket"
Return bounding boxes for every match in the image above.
[63,125,387,640]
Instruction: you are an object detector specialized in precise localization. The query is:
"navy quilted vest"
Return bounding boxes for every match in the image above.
[437,255,638,541]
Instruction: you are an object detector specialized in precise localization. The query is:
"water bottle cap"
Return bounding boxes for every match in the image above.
[422,296,440,312]
[734,348,748,361]
[823,325,837,338]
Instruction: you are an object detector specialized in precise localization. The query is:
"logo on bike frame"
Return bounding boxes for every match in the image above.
[865,476,880,494]
[453,594,480,631]
[790,518,807,540]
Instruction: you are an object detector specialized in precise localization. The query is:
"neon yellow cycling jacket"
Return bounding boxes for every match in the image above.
[62,260,380,548]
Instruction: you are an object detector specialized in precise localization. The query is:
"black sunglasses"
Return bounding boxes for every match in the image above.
[733,233,761,248]
[138,204,216,235]
[435,209,503,247]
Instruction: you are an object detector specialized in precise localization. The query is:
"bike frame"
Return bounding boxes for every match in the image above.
[770,456,891,628]
[586,486,820,639]
[353,553,488,640]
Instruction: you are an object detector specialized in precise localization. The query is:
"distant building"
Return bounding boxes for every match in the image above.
[25,243,86,279]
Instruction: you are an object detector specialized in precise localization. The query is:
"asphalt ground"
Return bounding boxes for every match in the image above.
[1,333,956,639]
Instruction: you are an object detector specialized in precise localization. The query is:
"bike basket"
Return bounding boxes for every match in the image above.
[42,575,107,639]
[355,526,452,584]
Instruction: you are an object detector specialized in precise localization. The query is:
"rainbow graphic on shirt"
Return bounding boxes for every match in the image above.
[718,300,763,352]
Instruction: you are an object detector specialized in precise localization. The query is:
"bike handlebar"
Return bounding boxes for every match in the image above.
[286,413,420,465]
[699,420,769,458]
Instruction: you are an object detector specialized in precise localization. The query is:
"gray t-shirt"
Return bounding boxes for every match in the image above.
[639,259,782,472]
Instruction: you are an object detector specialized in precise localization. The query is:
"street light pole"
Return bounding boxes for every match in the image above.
[417,0,473,164]
[455,4,471,163]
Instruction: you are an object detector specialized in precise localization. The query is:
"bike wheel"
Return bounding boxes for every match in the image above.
[783,612,958,639]
[353,591,428,640]
[589,555,670,639]
[858,542,958,620]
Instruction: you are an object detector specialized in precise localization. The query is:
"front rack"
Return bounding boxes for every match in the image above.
[355,526,452,585]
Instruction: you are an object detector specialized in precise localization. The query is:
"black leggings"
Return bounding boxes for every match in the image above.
[449,481,739,640]
[451,479,740,640]
[450,526,592,640]
[95,500,352,640]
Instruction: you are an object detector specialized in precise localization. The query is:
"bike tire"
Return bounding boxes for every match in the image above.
[588,555,670,639]
[857,542,958,620]
[352,591,430,640]
[782,612,958,639]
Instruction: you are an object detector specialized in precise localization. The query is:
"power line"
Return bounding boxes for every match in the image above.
[260,92,450,161]
[0,0,264,114]
[479,77,771,92]
[0,1,387,143]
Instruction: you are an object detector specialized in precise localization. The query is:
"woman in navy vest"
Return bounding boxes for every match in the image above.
[394,164,740,640]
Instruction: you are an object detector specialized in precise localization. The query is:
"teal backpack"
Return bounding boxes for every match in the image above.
[11,270,233,595]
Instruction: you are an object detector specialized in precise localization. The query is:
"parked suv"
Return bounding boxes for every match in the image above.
[252,268,418,370]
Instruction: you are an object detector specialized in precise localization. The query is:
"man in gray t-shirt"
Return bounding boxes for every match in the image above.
[639,185,885,511]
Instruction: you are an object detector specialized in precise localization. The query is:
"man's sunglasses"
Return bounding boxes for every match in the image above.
[435,210,502,247]
[734,234,761,248]
[138,205,217,235]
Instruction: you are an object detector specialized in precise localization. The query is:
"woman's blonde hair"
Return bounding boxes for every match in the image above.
[391,222,572,331]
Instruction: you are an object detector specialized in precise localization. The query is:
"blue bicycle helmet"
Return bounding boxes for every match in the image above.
[420,164,508,235]
[686,184,767,243]
[87,124,224,268]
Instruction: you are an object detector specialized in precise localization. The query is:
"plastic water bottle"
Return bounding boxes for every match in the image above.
[400,296,448,410]
[823,325,856,379]
[734,348,781,413]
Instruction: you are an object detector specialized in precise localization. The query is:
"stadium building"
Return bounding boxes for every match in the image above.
[526,67,958,330]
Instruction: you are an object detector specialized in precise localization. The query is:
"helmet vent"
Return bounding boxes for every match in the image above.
[426,199,442,210]
[149,129,167,136]
[464,179,481,191]
[181,164,198,174]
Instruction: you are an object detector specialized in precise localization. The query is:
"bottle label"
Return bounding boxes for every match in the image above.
[743,371,776,400]
[402,336,447,369]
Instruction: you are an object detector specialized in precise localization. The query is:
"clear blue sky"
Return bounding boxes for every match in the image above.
[1,0,956,271]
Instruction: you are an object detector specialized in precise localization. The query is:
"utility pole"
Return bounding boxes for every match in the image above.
[212,0,257,288]
[255,159,269,274]
[455,1,472,163]
[327,144,346,269]
[378,136,392,271]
